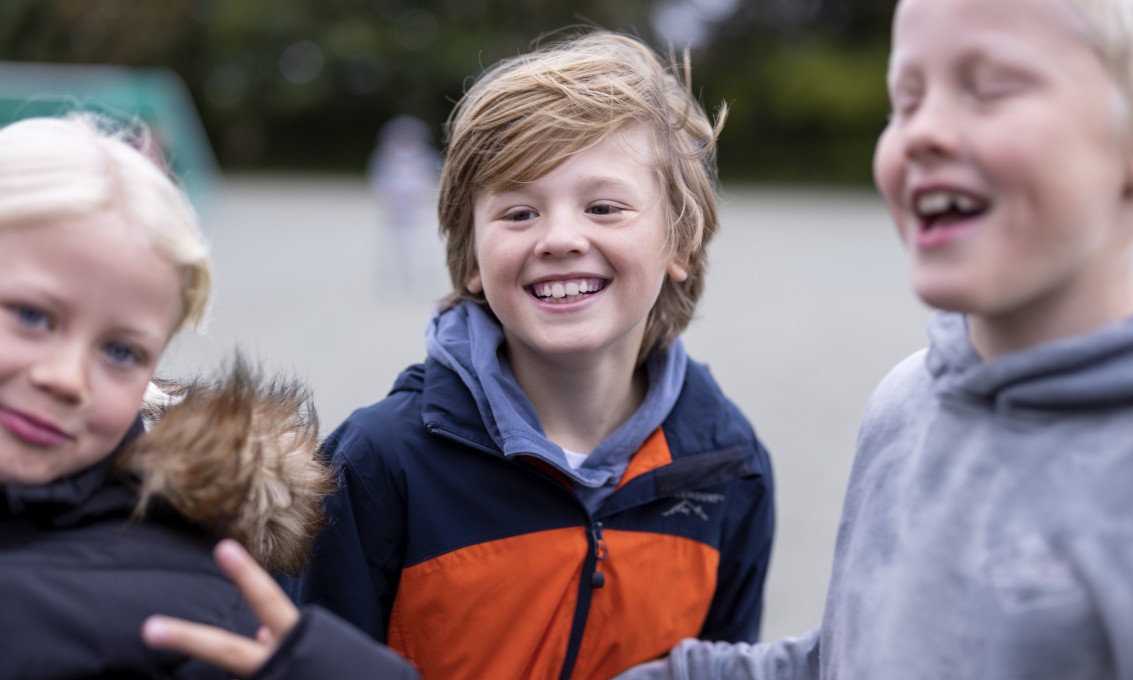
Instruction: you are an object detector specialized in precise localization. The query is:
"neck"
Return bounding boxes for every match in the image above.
[507,345,648,454]
[969,256,1133,359]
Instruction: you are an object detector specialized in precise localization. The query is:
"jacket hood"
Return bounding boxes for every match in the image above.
[423,300,688,495]
[925,311,1133,411]
[121,356,334,576]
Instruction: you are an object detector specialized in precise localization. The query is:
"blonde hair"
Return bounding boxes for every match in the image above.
[0,115,210,332]
[1064,0,1133,108]
[438,30,727,357]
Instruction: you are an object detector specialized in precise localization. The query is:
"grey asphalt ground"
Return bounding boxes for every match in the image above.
[160,175,931,641]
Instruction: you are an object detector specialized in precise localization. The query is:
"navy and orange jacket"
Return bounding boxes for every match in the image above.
[290,357,774,680]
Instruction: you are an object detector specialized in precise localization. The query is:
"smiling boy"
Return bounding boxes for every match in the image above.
[288,31,776,680]
[466,124,689,456]
[617,0,1133,678]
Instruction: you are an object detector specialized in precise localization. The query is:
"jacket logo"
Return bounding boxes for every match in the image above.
[661,492,724,521]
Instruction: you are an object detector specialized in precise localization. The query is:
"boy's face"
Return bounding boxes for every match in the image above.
[875,0,1133,338]
[0,213,181,485]
[467,124,688,369]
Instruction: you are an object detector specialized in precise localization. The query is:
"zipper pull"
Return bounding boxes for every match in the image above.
[591,521,608,588]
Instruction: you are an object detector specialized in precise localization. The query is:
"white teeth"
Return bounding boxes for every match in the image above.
[533,278,603,300]
[955,195,977,212]
[916,191,952,216]
[915,190,986,217]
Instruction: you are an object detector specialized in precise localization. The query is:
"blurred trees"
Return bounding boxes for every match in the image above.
[0,0,893,184]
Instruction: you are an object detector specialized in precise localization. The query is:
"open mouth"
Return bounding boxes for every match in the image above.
[528,277,608,304]
[914,189,989,230]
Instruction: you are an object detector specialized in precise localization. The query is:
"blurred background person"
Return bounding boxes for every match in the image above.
[367,114,441,296]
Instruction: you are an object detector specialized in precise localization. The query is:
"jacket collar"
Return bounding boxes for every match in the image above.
[412,334,768,506]
[2,416,143,525]
[926,311,1133,411]
[423,301,688,489]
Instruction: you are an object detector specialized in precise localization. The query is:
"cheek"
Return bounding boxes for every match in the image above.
[89,377,148,443]
[0,334,30,376]
[479,236,532,284]
[872,135,913,247]
[873,131,904,211]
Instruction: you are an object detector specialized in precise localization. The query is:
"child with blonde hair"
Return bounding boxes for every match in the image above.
[0,115,338,679]
[290,30,776,680]
[619,0,1133,677]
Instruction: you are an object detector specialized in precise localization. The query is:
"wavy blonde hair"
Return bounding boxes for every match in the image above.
[0,115,210,332]
[438,30,727,358]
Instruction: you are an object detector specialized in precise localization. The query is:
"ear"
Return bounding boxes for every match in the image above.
[466,271,483,295]
[667,258,689,283]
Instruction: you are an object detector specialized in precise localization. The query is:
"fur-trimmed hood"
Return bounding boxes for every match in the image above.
[121,357,334,577]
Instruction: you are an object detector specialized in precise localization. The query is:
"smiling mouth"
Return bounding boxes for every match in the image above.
[528,277,608,303]
[0,406,74,447]
[914,189,989,230]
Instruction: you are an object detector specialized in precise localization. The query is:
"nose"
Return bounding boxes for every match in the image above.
[535,210,589,258]
[899,91,961,161]
[29,341,89,405]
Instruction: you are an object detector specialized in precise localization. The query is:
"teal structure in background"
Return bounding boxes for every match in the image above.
[0,62,218,218]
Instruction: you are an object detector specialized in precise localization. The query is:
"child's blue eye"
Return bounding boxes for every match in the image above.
[104,342,141,366]
[505,209,536,222]
[589,204,623,216]
[14,304,50,330]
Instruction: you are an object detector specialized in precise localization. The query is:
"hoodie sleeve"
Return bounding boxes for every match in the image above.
[612,631,821,680]
[284,413,408,642]
[252,606,420,680]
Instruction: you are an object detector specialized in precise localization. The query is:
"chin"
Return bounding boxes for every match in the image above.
[538,342,604,359]
[912,280,983,315]
[0,461,44,486]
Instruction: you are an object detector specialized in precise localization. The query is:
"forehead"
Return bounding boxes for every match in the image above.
[891,0,1092,64]
[478,122,662,194]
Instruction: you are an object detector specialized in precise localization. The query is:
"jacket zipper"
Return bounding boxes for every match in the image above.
[426,424,753,679]
[429,425,614,679]
[559,518,611,680]
[590,520,608,588]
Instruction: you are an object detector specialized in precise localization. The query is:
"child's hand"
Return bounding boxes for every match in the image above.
[141,538,300,678]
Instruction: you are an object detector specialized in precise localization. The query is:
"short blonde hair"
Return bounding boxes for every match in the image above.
[1064,0,1133,107]
[0,115,210,332]
[438,30,727,357]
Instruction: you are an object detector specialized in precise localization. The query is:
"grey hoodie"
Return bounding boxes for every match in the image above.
[620,311,1133,680]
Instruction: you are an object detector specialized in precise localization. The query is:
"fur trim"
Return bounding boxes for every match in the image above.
[119,356,334,577]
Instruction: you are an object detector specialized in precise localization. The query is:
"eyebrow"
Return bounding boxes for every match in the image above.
[108,324,168,344]
[576,176,642,194]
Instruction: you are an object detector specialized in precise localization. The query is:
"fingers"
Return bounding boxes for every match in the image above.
[140,540,302,678]
[213,539,300,639]
[142,615,269,678]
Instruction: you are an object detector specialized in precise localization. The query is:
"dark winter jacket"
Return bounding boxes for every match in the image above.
[0,364,333,680]
[289,355,775,680]
[254,606,420,680]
